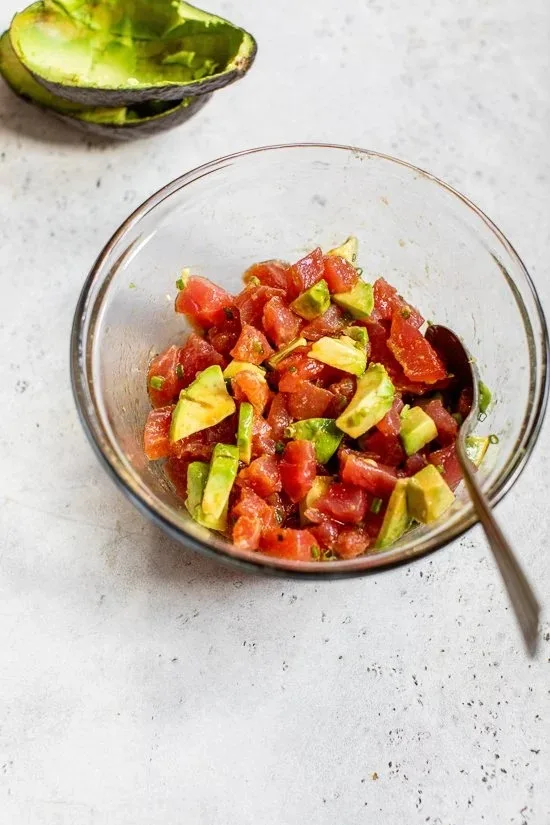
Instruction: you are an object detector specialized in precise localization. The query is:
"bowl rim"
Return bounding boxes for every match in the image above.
[70,142,549,578]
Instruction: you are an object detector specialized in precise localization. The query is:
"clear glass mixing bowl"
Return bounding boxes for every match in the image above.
[71,144,549,576]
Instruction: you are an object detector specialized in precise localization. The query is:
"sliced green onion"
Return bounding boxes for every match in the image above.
[371,497,383,514]
[355,267,363,276]
[489,434,499,444]
[128,282,136,289]
[275,441,285,453]
[223,307,235,320]
[176,364,184,379]
[287,366,297,374]
[479,381,492,415]
[247,275,261,286]
[400,307,411,319]
[311,545,320,560]
[149,375,165,390]
[175,278,186,291]
[436,464,444,474]
[452,412,463,425]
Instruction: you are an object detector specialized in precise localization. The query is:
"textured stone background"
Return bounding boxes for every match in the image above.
[0,1,549,822]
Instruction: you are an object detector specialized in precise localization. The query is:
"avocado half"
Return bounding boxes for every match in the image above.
[0,31,211,140]
[9,0,257,107]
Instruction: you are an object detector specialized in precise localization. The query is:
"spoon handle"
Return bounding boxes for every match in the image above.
[457,446,540,656]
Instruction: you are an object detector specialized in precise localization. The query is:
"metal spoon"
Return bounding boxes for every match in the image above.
[425,325,540,656]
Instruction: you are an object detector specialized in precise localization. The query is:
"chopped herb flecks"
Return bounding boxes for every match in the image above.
[149,375,165,390]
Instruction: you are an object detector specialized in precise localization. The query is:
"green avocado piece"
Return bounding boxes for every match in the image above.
[309,335,366,376]
[0,30,211,139]
[170,364,235,443]
[333,280,374,320]
[465,435,490,467]
[336,363,395,438]
[201,443,239,523]
[185,461,226,531]
[237,402,254,464]
[399,406,437,456]
[407,464,455,524]
[299,476,332,524]
[223,360,266,380]
[326,236,358,265]
[375,479,410,549]
[343,325,369,350]
[10,0,256,107]
[285,418,344,464]
[290,279,330,320]
[267,337,307,368]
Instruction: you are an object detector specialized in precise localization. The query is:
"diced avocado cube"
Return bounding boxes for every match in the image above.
[201,443,239,523]
[336,363,395,438]
[310,335,366,376]
[399,406,437,456]
[343,325,369,350]
[333,280,374,320]
[285,418,344,464]
[465,435,490,467]
[407,464,455,524]
[170,365,235,443]
[267,337,308,368]
[223,360,266,379]
[326,236,358,265]
[185,461,226,532]
[375,479,411,549]
[237,402,254,464]
[299,476,332,524]
[290,279,331,320]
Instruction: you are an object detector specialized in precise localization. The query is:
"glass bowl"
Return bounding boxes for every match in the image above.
[70,144,549,577]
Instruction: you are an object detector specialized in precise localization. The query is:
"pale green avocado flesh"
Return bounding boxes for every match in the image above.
[0,29,209,130]
[376,479,410,549]
[285,418,343,464]
[10,0,256,103]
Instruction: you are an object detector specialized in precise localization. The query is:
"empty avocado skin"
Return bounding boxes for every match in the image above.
[10,0,257,107]
[400,406,437,456]
[333,280,374,320]
[336,363,395,438]
[407,464,455,523]
[375,478,410,549]
[0,30,211,140]
[290,280,330,320]
[285,418,343,464]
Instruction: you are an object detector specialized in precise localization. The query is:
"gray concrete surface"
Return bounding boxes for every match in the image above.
[0,1,549,822]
